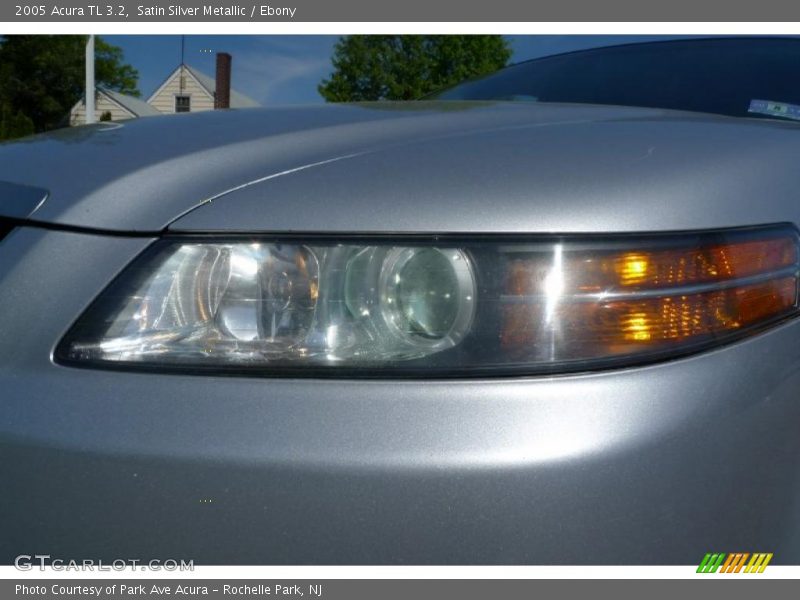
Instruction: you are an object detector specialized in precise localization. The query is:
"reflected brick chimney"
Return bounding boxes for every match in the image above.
[214,52,232,109]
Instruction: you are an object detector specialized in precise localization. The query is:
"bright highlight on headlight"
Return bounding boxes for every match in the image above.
[58,226,800,377]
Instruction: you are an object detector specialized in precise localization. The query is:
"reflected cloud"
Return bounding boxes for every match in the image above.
[232,39,335,105]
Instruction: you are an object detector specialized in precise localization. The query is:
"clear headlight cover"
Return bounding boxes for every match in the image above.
[58,227,800,377]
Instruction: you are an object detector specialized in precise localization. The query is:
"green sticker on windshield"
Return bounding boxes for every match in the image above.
[749,99,800,121]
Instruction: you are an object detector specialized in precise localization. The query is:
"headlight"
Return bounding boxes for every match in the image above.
[58,226,800,377]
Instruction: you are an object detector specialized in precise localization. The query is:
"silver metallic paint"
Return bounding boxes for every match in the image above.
[1,102,799,564]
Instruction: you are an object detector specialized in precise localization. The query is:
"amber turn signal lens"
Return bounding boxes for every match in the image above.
[501,228,799,365]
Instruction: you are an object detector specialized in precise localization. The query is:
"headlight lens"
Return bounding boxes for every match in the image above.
[379,248,474,346]
[58,226,800,377]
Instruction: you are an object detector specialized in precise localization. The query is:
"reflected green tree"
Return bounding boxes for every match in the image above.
[319,35,511,102]
[0,35,139,140]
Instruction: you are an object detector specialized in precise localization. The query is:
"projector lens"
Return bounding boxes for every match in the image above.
[382,248,475,346]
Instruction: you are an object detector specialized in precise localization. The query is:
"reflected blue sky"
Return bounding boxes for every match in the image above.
[106,35,704,105]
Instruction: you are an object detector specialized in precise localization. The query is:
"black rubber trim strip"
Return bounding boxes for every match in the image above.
[0,218,15,243]
[11,217,800,243]
[3,217,160,238]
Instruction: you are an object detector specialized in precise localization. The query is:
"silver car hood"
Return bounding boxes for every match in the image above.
[0,101,797,233]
